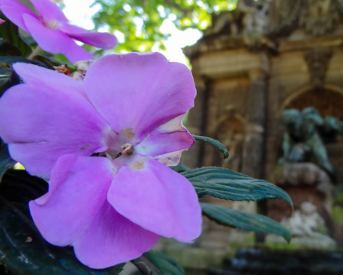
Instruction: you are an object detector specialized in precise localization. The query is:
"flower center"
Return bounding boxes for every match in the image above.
[117,143,134,157]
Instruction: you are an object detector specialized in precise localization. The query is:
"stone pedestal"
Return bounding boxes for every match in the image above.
[268,162,336,249]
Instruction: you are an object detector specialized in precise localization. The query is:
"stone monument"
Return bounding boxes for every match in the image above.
[179,0,343,269]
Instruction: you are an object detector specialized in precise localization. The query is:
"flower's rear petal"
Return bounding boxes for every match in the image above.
[0,0,36,31]
[84,53,196,138]
[61,24,117,49]
[108,159,202,242]
[30,0,68,23]
[23,14,92,63]
[0,82,107,178]
[136,116,194,157]
[13,63,83,93]
[30,155,158,269]
[137,130,194,157]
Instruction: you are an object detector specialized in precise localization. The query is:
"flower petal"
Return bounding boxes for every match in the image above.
[22,14,92,63]
[136,116,194,157]
[60,24,117,49]
[30,0,68,23]
[0,0,36,31]
[84,53,196,138]
[13,63,83,93]
[30,155,158,268]
[0,80,108,178]
[107,159,202,242]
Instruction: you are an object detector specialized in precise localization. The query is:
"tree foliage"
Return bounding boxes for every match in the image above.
[93,0,238,52]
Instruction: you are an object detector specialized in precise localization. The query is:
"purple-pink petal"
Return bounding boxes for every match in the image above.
[30,155,158,268]
[30,0,68,23]
[0,0,36,31]
[60,24,117,49]
[84,53,197,139]
[0,67,108,178]
[0,0,117,62]
[136,115,194,157]
[107,158,202,242]
[137,130,194,157]
[13,63,83,93]
[22,14,92,63]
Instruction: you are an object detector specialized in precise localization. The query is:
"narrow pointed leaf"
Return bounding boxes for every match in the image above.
[183,167,292,206]
[143,251,184,275]
[201,203,291,242]
[193,135,229,158]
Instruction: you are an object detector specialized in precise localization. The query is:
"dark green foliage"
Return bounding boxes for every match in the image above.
[201,203,291,242]
[0,57,21,96]
[0,141,14,181]
[0,17,31,57]
[93,0,238,51]
[183,167,292,206]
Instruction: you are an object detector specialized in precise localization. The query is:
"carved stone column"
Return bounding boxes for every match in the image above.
[242,68,268,243]
[242,69,267,179]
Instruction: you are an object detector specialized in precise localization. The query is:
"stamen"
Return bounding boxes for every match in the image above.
[95,144,134,160]
[121,143,134,156]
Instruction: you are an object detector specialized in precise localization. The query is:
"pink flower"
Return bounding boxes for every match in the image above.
[0,18,5,24]
[0,53,202,268]
[0,0,117,62]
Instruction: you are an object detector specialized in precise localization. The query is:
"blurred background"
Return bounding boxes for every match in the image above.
[61,0,343,274]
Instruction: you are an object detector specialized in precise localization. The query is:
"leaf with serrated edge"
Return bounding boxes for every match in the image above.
[201,203,291,242]
[144,251,184,275]
[183,167,293,206]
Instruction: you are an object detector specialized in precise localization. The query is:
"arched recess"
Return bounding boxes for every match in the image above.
[213,107,247,171]
[281,85,343,118]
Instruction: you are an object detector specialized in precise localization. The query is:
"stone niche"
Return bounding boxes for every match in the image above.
[177,0,343,270]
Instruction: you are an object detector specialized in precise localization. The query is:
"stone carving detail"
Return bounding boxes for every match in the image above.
[304,48,333,89]
[281,202,336,249]
[238,0,271,34]
[280,107,343,175]
[277,162,333,195]
[268,0,343,36]
[300,0,341,36]
[196,0,343,51]
[215,106,246,171]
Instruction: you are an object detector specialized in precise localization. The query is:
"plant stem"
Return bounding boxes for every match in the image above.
[27,46,42,60]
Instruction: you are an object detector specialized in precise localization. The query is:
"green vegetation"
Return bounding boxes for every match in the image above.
[93,0,238,51]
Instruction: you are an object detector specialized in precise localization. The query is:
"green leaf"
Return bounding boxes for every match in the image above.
[171,163,190,173]
[0,170,124,274]
[144,251,185,275]
[183,167,293,206]
[201,203,291,242]
[193,135,229,158]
